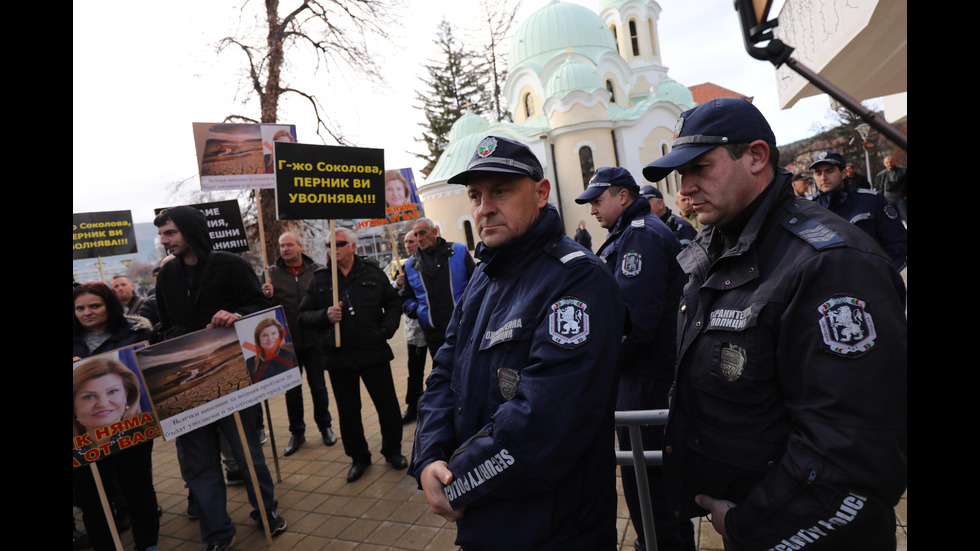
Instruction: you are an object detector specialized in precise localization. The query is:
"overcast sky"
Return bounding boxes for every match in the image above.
[73,0,837,223]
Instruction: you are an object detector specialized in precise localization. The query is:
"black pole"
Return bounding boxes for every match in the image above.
[733,0,907,152]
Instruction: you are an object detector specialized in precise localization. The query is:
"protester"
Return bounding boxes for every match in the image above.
[298,227,406,483]
[73,282,159,551]
[154,206,285,550]
[261,231,337,456]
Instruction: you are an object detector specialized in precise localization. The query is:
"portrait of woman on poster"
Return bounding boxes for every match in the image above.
[245,317,297,383]
[385,169,412,209]
[73,358,142,437]
[264,127,296,173]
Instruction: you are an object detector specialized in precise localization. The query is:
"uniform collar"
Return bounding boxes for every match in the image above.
[477,205,563,278]
[611,196,652,234]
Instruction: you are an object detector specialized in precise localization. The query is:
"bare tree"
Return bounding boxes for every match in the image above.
[218,0,397,265]
[475,1,519,123]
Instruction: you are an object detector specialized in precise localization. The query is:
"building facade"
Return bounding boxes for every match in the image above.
[418,0,697,248]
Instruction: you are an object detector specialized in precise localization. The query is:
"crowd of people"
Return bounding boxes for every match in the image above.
[74,98,906,551]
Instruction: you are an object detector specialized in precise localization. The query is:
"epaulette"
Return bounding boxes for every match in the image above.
[631,219,645,228]
[783,212,844,251]
[545,239,591,266]
[855,188,878,195]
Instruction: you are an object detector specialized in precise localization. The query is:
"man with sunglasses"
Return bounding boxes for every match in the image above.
[298,227,406,483]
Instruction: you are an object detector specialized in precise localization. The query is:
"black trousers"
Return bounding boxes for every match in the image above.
[328,362,402,463]
[404,343,428,409]
[74,441,159,551]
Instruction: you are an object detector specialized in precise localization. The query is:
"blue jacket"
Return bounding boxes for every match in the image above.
[814,187,907,270]
[403,239,473,333]
[596,197,683,379]
[410,205,624,551]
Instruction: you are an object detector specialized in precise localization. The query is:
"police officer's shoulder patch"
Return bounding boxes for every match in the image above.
[621,251,642,277]
[816,295,877,357]
[883,204,900,220]
[631,218,645,228]
[548,297,590,348]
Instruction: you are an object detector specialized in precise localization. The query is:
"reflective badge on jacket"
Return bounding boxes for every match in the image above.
[720,343,746,381]
[548,297,590,348]
[497,368,519,401]
[621,251,642,277]
[817,295,877,357]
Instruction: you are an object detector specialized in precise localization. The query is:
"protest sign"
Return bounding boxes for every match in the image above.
[193,123,297,190]
[72,210,138,260]
[134,307,301,440]
[353,168,424,229]
[73,343,161,467]
[154,200,248,253]
[274,142,385,220]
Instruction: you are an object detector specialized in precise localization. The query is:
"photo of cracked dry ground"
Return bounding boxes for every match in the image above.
[136,327,253,420]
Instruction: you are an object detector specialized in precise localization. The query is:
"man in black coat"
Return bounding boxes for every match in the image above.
[643,99,907,550]
[154,206,286,549]
[298,227,405,483]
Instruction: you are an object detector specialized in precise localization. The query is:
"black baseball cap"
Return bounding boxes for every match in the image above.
[575,167,638,203]
[642,98,775,182]
[448,136,544,185]
[808,150,846,170]
[640,185,663,200]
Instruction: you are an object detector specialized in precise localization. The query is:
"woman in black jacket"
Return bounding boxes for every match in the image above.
[73,282,159,551]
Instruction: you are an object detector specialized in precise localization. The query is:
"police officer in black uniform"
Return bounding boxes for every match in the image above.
[810,150,907,270]
[576,168,694,551]
[410,136,625,551]
[640,184,698,249]
[643,98,907,550]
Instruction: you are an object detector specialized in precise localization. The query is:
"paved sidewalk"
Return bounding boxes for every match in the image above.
[77,324,907,550]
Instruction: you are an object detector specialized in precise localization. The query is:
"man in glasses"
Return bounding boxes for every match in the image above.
[298,227,406,483]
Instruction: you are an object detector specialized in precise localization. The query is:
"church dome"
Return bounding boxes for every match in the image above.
[546,56,604,99]
[654,76,695,108]
[448,110,490,141]
[510,0,617,70]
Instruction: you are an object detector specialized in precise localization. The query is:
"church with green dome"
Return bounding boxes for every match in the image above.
[419,0,699,248]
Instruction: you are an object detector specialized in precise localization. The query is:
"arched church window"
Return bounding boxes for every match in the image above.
[579,146,595,190]
[629,20,640,56]
[606,80,615,103]
[524,93,535,117]
[611,25,620,55]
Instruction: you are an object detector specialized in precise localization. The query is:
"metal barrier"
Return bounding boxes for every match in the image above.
[615,409,669,551]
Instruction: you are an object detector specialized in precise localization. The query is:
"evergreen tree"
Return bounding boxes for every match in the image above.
[415,18,484,174]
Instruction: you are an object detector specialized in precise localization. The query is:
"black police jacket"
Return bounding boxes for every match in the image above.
[665,171,907,550]
[410,205,624,551]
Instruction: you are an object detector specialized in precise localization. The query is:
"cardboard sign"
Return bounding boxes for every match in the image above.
[353,168,424,229]
[274,142,385,220]
[73,343,161,467]
[154,200,248,253]
[72,210,138,260]
[193,122,297,191]
[134,307,301,440]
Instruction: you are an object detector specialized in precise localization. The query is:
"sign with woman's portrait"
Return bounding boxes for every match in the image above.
[73,343,161,467]
[133,307,301,440]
